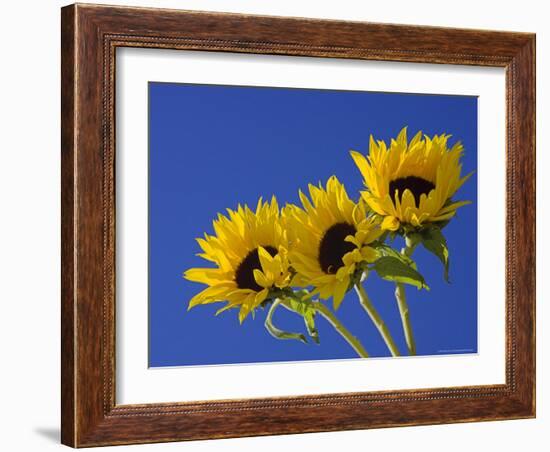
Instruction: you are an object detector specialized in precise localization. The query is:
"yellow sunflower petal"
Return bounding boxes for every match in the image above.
[360,246,379,263]
[381,216,400,231]
[286,176,381,308]
[184,196,289,320]
[351,127,472,229]
[332,278,350,310]
[253,269,270,288]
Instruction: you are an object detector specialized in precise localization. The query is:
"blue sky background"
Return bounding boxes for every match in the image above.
[148,82,478,367]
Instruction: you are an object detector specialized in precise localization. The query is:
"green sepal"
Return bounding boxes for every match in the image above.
[420,226,450,282]
[371,256,429,290]
[264,299,308,344]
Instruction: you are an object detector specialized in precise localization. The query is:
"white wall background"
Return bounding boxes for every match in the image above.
[0,1,545,450]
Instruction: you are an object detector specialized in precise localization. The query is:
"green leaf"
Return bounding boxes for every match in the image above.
[375,243,417,269]
[264,299,307,344]
[286,296,320,344]
[420,227,450,282]
[372,256,429,290]
[302,309,319,344]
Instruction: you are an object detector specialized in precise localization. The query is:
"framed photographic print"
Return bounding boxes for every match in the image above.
[61,3,536,447]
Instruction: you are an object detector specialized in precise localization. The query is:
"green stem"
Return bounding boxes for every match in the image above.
[314,302,370,358]
[278,293,369,358]
[354,283,401,357]
[281,301,369,358]
[395,236,419,355]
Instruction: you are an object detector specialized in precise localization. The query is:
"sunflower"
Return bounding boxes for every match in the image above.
[184,197,291,323]
[284,176,383,309]
[350,127,471,232]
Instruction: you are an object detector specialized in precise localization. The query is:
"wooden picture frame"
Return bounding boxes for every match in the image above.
[61,3,535,447]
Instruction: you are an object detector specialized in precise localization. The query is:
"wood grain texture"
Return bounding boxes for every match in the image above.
[60,3,536,447]
[60,5,76,446]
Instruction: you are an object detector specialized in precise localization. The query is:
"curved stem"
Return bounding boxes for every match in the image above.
[395,236,419,355]
[354,283,401,357]
[312,302,370,358]
[265,299,307,343]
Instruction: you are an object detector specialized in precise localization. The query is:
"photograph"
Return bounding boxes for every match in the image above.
[148,82,478,367]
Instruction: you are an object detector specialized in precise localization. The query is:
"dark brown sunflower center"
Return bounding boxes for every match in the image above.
[235,246,278,291]
[389,176,435,207]
[318,222,357,275]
